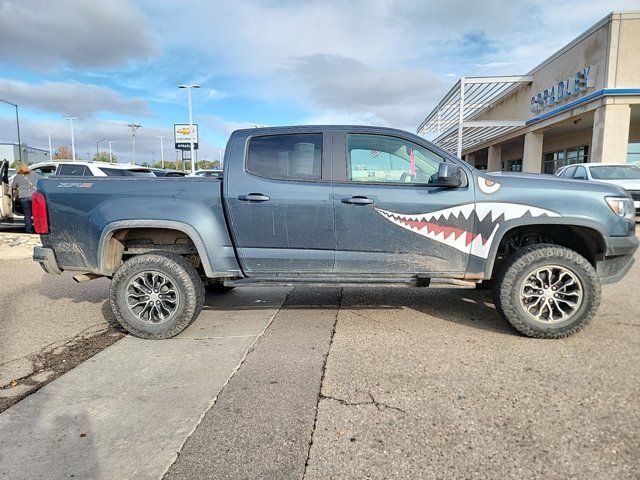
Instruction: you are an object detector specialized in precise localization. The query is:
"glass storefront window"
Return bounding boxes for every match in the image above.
[628,143,640,165]
[543,145,588,174]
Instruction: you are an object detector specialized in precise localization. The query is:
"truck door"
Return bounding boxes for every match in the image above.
[332,131,475,275]
[224,131,334,274]
[0,160,13,220]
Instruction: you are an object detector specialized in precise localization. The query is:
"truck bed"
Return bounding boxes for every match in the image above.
[37,176,237,277]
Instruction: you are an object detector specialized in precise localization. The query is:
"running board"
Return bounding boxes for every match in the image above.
[224,276,477,289]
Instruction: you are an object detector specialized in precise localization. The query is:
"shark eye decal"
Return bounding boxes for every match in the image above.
[478,176,501,194]
[376,202,560,259]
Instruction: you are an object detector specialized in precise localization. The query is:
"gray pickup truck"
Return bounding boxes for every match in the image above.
[29,126,637,339]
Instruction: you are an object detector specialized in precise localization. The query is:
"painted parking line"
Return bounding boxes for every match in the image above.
[0,287,290,480]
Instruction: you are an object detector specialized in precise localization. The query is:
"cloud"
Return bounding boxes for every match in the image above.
[0,0,156,69]
[474,61,515,68]
[0,78,150,117]
[282,54,445,129]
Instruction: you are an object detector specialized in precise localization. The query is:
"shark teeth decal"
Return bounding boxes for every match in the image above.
[376,202,560,259]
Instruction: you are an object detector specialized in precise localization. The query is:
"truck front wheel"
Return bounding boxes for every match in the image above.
[109,251,205,339]
[493,244,601,338]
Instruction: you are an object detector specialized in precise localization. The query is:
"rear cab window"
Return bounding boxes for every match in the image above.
[57,164,88,176]
[247,134,322,181]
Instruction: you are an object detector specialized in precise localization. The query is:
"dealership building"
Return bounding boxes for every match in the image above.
[0,143,50,165]
[418,12,640,173]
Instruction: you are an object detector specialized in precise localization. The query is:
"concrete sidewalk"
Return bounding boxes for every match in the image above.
[0,287,290,480]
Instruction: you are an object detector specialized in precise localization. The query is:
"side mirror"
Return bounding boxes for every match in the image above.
[437,163,463,188]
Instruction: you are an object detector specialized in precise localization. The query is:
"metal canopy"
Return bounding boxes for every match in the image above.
[417,75,533,157]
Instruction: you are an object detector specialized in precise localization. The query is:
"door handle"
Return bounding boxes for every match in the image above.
[342,196,374,205]
[238,193,270,202]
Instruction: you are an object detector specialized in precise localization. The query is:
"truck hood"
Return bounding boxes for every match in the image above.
[487,171,628,196]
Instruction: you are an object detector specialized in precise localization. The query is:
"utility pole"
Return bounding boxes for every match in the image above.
[47,132,54,161]
[96,138,106,159]
[157,135,165,168]
[1,99,22,163]
[178,84,200,173]
[127,123,141,165]
[108,141,114,163]
[66,117,78,161]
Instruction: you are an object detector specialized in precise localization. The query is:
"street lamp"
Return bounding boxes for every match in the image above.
[1,99,23,164]
[108,141,114,163]
[127,123,141,165]
[66,117,78,161]
[157,135,166,168]
[47,132,55,161]
[96,138,106,159]
[178,84,200,173]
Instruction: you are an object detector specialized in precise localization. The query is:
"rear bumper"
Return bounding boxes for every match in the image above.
[33,246,63,275]
[597,234,639,284]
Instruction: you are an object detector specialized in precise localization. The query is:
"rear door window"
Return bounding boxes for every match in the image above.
[247,134,322,181]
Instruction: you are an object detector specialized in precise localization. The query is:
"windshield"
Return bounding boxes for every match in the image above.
[590,165,640,180]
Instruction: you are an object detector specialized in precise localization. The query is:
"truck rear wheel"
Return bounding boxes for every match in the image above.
[109,251,205,339]
[492,244,600,338]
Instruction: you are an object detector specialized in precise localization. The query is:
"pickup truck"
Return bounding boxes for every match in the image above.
[29,126,638,339]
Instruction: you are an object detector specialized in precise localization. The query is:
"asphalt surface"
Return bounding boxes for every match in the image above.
[165,248,640,479]
[1,230,638,478]
[166,288,341,479]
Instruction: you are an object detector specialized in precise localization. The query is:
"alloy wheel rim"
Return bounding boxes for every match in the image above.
[125,271,179,323]
[519,265,583,324]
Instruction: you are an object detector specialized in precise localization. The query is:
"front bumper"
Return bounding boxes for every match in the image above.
[597,234,639,284]
[33,246,63,275]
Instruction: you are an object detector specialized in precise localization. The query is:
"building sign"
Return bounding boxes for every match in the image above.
[530,65,595,113]
[174,124,199,150]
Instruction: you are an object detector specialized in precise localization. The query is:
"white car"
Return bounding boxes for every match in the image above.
[1,160,153,226]
[555,162,640,215]
[190,169,222,178]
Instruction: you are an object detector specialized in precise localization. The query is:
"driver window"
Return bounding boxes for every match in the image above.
[347,134,445,184]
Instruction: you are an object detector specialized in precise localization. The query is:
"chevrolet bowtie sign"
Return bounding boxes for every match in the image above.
[174,124,199,150]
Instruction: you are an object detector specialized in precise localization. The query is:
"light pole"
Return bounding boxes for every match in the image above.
[47,132,54,161]
[127,123,141,165]
[178,84,200,173]
[66,117,78,161]
[108,141,114,163]
[1,99,22,164]
[157,135,165,168]
[96,138,106,159]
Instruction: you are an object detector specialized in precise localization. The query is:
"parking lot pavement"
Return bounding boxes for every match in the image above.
[165,287,341,480]
[305,249,640,479]
[0,287,290,480]
[0,257,123,410]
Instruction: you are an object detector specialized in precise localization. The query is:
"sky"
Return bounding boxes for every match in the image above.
[0,0,639,165]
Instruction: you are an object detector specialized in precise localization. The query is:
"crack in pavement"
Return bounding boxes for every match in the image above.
[319,392,407,414]
[303,287,343,478]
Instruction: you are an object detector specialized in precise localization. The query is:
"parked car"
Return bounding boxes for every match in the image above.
[190,169,222,178]
[150,168,187,177]
[0,160,154,225]
[555,162,640,215]
[28,126,637,340]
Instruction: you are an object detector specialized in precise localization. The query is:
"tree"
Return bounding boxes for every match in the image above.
[92,151,116,163]
[11,159,22,168]
[53,146,73,160]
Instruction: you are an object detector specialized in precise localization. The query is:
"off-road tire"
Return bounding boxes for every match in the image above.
[492,244,600,338]
[109,251,205,339]
[204,280,235,293]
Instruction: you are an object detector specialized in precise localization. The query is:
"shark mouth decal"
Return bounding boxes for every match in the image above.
[376,202,560,259]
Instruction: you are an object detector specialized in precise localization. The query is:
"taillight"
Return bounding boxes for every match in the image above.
[32,191,49,234]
